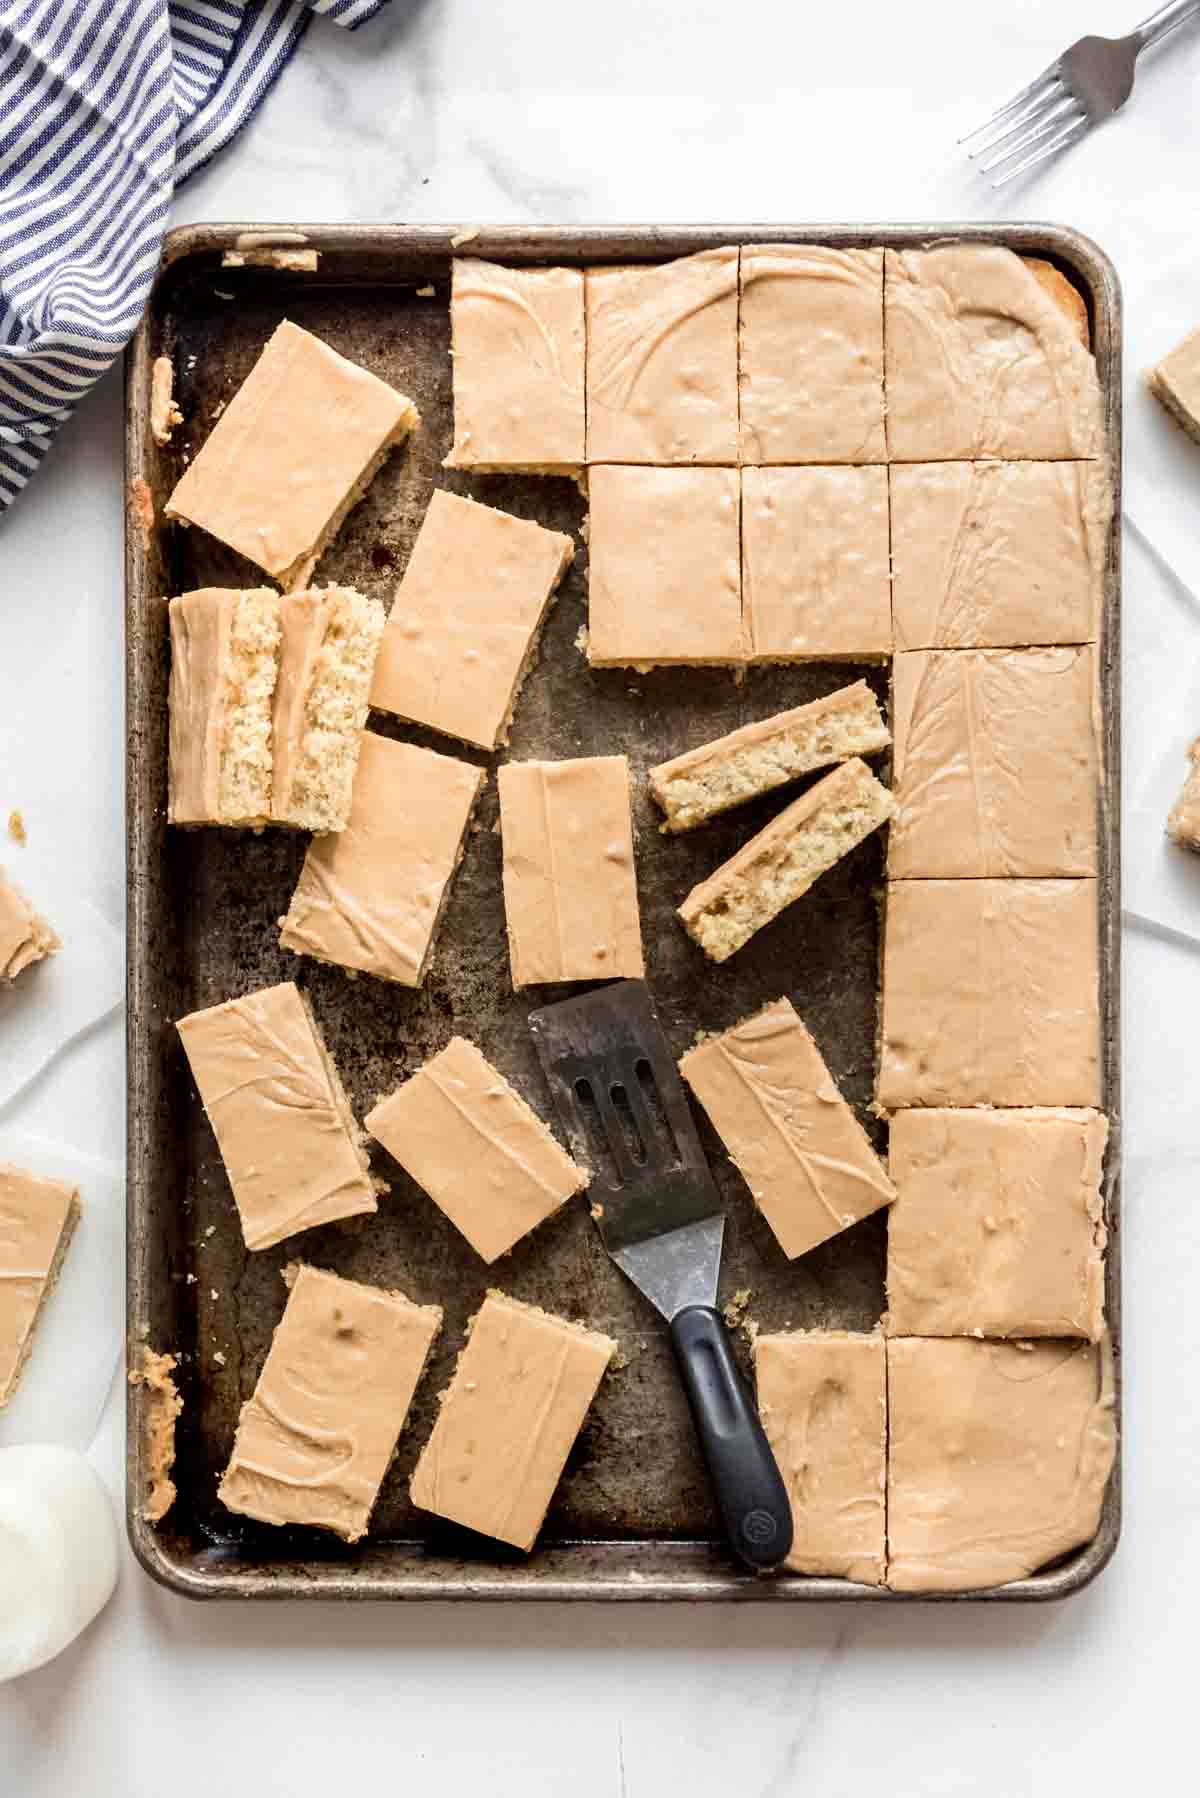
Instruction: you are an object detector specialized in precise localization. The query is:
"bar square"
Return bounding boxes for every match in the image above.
[742,466,891,661]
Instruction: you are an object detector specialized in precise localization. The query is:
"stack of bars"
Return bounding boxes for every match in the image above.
[148,236,1116,1588]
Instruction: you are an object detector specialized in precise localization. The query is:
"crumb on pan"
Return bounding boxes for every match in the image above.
[450,228,480,249]
[128,1347,182,1523]
[128,478,154,553]
[723,1287,752,1329]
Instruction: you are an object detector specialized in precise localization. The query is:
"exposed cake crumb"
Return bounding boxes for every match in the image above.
[7,810,26,846]
[128,1347,182,1523]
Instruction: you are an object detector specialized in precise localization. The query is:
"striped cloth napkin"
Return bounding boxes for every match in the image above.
[0,0,390,514]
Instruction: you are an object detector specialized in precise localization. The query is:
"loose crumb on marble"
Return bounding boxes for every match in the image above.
[7,810,26,846]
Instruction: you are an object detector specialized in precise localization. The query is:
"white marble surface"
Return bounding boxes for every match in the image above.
[4,0,1200,1789]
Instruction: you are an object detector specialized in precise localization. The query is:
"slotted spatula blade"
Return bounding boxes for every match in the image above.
[528,980,793,1572]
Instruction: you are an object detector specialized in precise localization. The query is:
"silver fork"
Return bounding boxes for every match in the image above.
[962,0,1200,186]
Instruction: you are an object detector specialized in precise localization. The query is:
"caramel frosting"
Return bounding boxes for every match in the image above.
[887,1108,1108,1340]
[587,464,743,666]
[0,868,60,982]
[886,1336,1116,1591]
[743,465,891,660]
[0,1165,78,1406]
[680,999,894,1260]
[879,879,1101,1109]
[585,249,738,463]
[164,320,419,586]
[1167,737,1200,851]
[176,981,378,1250]
[370,489,574,749]
[498,755,644,987]
[410,1290,614,1551]
[219,1264,442,1542]
[889,460,1109,651]
[446,259,585,468]
[367,1037,587,1263]
[1148,323,1200,442]
[889,646,1099,878]
[754,1330,885,1583]
[739,246,885,464]
[280,735,482,986]
[885,247,1104,461]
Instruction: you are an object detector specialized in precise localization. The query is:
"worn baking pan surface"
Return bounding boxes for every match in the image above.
[126,224,1121,1601]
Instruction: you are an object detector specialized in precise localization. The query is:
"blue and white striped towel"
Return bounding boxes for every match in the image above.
[0,0,390,514]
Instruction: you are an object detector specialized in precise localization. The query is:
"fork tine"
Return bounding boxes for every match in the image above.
[990,113,1089,187]
[959,64,1062,149]
[964,75,1065,159]
[976,94,1081,174]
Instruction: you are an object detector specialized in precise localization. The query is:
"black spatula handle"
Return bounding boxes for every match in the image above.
[670,1305,794,1571]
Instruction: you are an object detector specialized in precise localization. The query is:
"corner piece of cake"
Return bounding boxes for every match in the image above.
[446,259,585,470]
[1147,323,1200,446]
[0,1163,79,1407]
[498,755,644,987]
[678,758,895,963]
[0,867,61,983]
[164,320,419,589]
[885,1336,1116,1592]
[884,246,1103,461]
[886,1108,1108,1341]
[176,981,379,1251]
[370,489,574,751]
[280,735,483,987]
[410,1290,615,1552]
[1167,736,1200,851]
[649,681,890,833]
[680,998,894,1260]
[218,1263,442,1542]
[366,1037,587,1262]
[754,1330,886,1583]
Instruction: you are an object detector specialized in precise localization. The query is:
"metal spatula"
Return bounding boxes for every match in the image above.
[528,979,793,1571]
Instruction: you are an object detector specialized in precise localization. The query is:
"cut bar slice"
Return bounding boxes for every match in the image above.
[889,646,1099,878]
[370,489,574,750]
[167,588,281,826]
[498,755,643,988]
[754,1330,886,1583]
[1147,323,1200,446]
[586,465,743,667]
[271,586,385,832]
[742,466,891,661]
[410,1290,615,1551]
[585,248,738,464]
[280,735,483,987]
[738,246,885,464]
[0,868,60,982]
[889,461,1109,651]
[878,879,1101,1108]
[886,1108,1108,1340]
[1167,737,1200,851]
[366,1037,587,1262]
[680,998,894,1259]
[0,1164,79,1407]
[218,1264,442,1542]
[678,758,895,963]
[176,981,379,1250]
[446,259,585,470]
[885,1336,1116,1592]
[649,681,889,832]
[164,320,419,589]
[884,246,1103,461]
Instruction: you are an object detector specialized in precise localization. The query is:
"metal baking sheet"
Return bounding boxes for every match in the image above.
[125,223,1122,1601]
